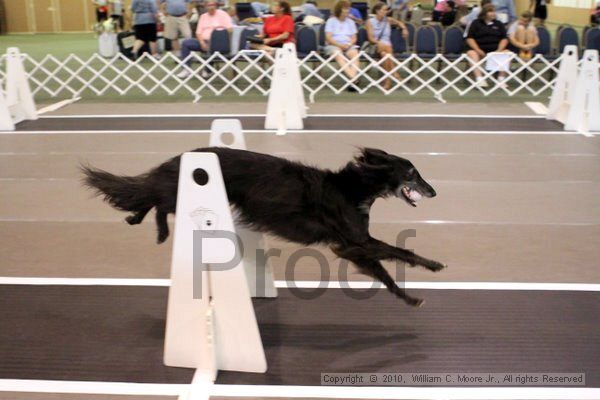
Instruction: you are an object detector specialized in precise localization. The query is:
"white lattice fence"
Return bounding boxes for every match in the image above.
[0,50,565,102]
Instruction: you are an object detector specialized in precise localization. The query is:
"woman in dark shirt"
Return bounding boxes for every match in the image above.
[465,3,508,87]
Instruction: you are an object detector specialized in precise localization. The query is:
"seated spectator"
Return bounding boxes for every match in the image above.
[177,1,233,78]
[301,0,324,18]
[325,0,361,91]
[492,0,516,23]
[507,11,539,60]
[250,1,295,55]
[349,6,364,25]
[251,2,270,16]
[591,0,600,25]
[465,3,509,87]
[131,0,159,59]
[460,0,491,27]
[440,1,458,26]
[388,0,409,20]
[529,0,549,26]
[222,6,239,25]
[365,2,406,89]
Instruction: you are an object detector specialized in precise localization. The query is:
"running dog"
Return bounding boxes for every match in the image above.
[82,147,446,306]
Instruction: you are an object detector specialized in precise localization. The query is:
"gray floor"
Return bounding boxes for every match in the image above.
[1,102,599,400]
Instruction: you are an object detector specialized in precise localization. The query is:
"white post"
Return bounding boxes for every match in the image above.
[0,91,15,131]
[164,152,267,379]
[5,47,37,125]
[546,45,578,124]
[265,44,306,134]
[208,119,277,298]
[564,50,600,135]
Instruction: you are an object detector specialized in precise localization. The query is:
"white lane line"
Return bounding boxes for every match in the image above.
[0,379,186,396]
[39,114,545,119]
[525,102,549,115]
[0,129,545,138]
[0,379,598,399]
[0,277,598,291]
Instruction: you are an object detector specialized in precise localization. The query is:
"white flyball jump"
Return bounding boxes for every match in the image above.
[164,120,276,382]
[265,43,307,135]
[547,46,599,135]
[0,47,37,131]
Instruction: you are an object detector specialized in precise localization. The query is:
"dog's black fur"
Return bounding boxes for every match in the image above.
[81,147,446,306]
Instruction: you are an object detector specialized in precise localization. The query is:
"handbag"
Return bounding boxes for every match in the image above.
[360,17,387,57]
[247,35,265,44]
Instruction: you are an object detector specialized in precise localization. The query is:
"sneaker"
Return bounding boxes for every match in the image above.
[476,77,488,88]
[200,68,211,79]
[153,53,162,60]
[177,70,190,79]
[497,77,508,89]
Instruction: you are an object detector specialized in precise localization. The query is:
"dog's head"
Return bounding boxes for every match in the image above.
[355,148,436,207]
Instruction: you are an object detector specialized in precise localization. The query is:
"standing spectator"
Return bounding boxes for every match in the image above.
[465,4,509,87]
[325,0,361,91]
[365,2,406,89]
[590,0,600,25]
[161,0,193,57]
[250,1,295,55]
[529,0,549,26]
[508,11,539,59]
[177,1,233,78]
[492,0,516,23]
[387,0,409,20]
[93,0,109,22]
[109,0,125,30]
[131,0,159,59]
[460,0,491,27]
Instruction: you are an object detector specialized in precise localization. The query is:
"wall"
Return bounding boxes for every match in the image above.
[514,0,593,27]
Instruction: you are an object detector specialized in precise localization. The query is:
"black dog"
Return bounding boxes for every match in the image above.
[82,147,446,306]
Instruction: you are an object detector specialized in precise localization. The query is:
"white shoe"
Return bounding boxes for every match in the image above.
[200,69,211,79]
[177,70,190,79]
[153,53,162,60]
[476,77,488,88]
[497,77,508,89]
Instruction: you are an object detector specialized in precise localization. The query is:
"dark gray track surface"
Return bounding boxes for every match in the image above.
[0,285,598,386]
[16,116,564,132]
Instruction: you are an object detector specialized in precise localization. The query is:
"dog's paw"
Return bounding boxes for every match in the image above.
[427,261,447,272]
[406,297,425,307]
[125,215,140,225]
[156,233,168,244]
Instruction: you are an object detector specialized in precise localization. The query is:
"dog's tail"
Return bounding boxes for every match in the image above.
[80,164,155,212]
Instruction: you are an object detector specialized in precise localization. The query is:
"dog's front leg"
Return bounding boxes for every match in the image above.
[367,238,447,272]
[332,246,424,306]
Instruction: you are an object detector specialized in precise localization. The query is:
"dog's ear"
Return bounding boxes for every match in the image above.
[355,148,391,166]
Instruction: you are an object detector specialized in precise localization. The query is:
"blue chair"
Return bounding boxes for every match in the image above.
[238,28,259,52]
[210,29,231,55]
[357,26,368,47]
[584,27,600,51]
[296,26,319,58]
[390,27,408,58]
[442,25,464,59]
[582,25,593,47]
[235,3,257,20]
[319,9,331,20]
[430,23,443,49]
[557,26,579,54]
[534,25,553,58]
[318,23,326,47]
[414,25,438,58]
[404,22,416,50]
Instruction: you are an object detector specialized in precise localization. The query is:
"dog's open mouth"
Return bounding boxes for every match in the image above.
[399,186,422,207]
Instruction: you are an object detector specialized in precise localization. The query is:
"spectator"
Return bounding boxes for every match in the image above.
[387,0,409,20]
[349,6,364,25]
[131,0,159,59]
[365,2,406,89]
[222,6,239,25]
[250,1,295,55]
[109,0,125,30]
[492,0,516,23]
[508,11,539,60]
[251,2,270,16]
[460,0,491,27]
[93,0,109,22]
[301,0,324,18]
[433,0,457,26]
[177,1,233,78]
[465,3,509,87]
[160,0,193,57]
[325,0,361,91]
[591,0,600,25]
[529,0,549,26]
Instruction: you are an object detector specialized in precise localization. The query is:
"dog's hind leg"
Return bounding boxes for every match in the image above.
[333,246,424,307]
[366,238,447,272]
[125,207,152,225]
[155,210,170,244]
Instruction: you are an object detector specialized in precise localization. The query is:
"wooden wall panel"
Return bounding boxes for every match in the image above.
[59,0,87,31]
[32,0,56,32]
[4,0,31,33]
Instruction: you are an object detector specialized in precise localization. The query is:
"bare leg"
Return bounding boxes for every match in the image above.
[345,48,361,78]
[132,39,145,58]
[149,41,158,56]
[466,49,483,79]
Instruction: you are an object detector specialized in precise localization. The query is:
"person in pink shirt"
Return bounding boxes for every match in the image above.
[178,1,233,78]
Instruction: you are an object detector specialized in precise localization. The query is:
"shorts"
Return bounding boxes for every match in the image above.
[96,9,108,22]
[164,15,192,40]
[534,5,547,20]
[134,23,158,42]
[110,14,124,30]
[324,44,358,56]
